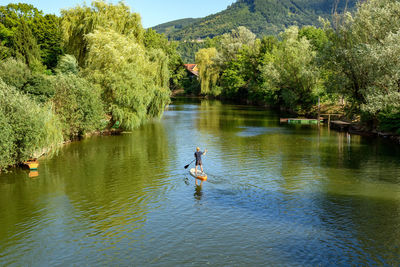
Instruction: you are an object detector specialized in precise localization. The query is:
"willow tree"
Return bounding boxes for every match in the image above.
[61,1,143,66]
[144,28,186,90]
[84,28,170,130]
[62,1,170,130]
[196,47,220,96]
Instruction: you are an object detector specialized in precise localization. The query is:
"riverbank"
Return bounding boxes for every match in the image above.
[347,124,400,144]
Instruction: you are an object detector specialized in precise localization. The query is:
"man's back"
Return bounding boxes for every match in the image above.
[194,151,203,161]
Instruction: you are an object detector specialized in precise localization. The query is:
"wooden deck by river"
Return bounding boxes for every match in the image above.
[330,120,351,131]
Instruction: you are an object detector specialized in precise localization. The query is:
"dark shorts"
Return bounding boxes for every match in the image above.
[196,160,202,166]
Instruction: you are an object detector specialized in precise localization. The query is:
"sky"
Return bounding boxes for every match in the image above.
[2,0,236,28]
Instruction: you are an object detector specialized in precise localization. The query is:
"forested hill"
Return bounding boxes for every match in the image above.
[153,0,358,40]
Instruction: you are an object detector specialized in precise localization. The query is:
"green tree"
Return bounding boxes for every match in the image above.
[0,24,13,59]
[261,26,322,113]
[328,0,400,129]
[62,1,143,66]
[0,3,63,69]
[217,26,256,66]
[84,28,170,130]
[12,19,43,70]
[299,26,329,53]
[62,2,170,131]
[196,47,220,96]
[0,58,54,102]
[220,44,259,99]
[144,28,186,90]
[32,14,63,69]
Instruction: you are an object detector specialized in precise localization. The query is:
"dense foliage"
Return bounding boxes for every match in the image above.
[143,29,187,90]
[52,72,104,139]
[0,78,63,170]
[0,3,63,69]
[0,1,180,170]
[83,28,170,129]
[328,0,400,130]
[194,0,400,132]
[260,27,323,113]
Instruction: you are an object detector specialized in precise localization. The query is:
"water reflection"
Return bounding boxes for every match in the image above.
[194,185,203,201]
[29,171,39,178]
[0,120,174,265]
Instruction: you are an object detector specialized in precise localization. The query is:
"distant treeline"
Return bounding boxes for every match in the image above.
[0,2,187,170]
[194,0,400,134]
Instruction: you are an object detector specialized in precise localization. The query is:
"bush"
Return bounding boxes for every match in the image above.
[182,75,201,95]
[0,111,16,170]
[0,78,63,168]
[0,58,56,103]
[52,74,105,138]
[378,112,400,134]
[55,54,79,75]
[0,58,31,90]
[23,73,55,103]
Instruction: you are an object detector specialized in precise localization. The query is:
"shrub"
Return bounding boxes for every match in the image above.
[0,110,15,170]
[23,73,55,103]
[378,112,400,134]
[52,74,105,138]
[55,54,79,75]
[0,78,63,168]
[0,58,31,89]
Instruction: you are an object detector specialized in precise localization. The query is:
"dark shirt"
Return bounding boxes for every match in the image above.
[194,151,204,162]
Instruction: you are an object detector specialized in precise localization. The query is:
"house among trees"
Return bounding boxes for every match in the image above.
[184,64,199,77]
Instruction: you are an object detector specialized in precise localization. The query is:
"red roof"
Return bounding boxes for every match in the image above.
[184,64,199,76]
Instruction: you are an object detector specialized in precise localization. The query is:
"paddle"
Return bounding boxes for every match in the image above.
[184,159,195,169]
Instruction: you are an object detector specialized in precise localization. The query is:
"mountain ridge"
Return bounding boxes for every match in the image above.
[153,0,358,40]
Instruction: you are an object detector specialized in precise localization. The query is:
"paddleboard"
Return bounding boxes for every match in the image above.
[189,168,208,181]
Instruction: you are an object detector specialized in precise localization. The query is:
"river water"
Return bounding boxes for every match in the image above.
[0,99,400,266]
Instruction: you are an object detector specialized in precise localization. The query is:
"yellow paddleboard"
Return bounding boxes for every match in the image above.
[189,168,208,181]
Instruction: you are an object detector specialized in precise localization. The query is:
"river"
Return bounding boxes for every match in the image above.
[0,99,399,266]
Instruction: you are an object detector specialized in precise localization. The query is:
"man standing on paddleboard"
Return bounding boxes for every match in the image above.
[194,147,207,176]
